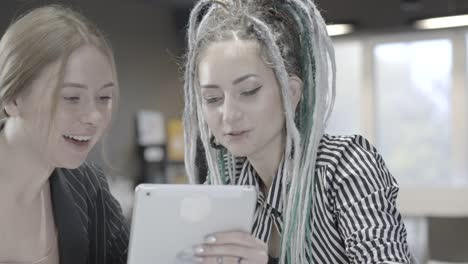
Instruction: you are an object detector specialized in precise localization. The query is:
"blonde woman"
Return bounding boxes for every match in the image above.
[0,5,128,264]
[183,0,412,263]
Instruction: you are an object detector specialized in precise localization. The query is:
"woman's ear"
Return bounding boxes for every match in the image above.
[3,98,22,117]
[289,75,303,111]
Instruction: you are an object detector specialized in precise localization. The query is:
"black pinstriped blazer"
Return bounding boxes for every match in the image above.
[50,162,129,264]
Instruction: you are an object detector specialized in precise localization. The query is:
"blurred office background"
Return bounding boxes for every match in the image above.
[1,0,468,263]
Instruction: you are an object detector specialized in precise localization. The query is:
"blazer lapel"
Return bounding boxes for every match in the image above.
[49,169,89,264]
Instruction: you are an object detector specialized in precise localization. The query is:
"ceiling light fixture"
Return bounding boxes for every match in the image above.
[414,14,468,30]
[326,24,355,36]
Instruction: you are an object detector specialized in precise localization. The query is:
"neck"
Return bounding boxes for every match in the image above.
[247,132,285,195]
[0,118,54,205]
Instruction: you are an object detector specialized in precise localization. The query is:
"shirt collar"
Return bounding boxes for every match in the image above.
[240,158,286,216]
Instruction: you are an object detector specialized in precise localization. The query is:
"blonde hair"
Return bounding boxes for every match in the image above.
[183,0,336,263]
[0,4,119,166]
[0,4,119,119]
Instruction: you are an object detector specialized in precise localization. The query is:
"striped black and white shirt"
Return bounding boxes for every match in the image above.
[50,162,130,264]
[224,135,412,264]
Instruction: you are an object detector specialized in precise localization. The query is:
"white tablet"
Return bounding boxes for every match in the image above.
[127,184,257,264]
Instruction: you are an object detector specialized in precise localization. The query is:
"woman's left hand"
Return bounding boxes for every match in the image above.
[193,231,268,264]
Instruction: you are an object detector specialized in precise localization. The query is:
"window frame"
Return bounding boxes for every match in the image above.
[331,28,468,216]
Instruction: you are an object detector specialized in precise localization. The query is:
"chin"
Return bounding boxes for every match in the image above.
[54,158,87,169]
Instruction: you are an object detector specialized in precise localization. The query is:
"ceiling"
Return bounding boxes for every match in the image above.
[166,0,468,33]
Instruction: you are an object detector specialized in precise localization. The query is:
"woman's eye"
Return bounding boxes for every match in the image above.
[203,97,222,104]
[241,86,262,96]
[63,96,80,103]
[98,96,112,101]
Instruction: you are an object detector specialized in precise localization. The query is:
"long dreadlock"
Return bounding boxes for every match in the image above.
[182,0,336,263]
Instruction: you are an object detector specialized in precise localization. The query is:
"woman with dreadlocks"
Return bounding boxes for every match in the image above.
[182,0,412,263]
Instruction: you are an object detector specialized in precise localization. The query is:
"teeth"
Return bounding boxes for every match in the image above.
[64,135,92,142]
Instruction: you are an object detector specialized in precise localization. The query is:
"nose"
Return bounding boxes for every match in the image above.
[80,100,102,127]
[221,95,243,124]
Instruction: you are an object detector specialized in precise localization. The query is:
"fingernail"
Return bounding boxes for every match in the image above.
[205,235,216,244]
[193,245,204,254]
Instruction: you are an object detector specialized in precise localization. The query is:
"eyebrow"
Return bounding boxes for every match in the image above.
[232,74,259,85]
[200,74,259,89]
[62,82,115,90]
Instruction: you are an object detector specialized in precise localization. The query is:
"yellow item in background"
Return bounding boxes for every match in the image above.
[167,119,184,162]
[167,165,188,184]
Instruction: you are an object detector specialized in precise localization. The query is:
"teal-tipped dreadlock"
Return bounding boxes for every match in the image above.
[282,2,318,261]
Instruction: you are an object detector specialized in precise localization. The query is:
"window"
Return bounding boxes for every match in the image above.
[326,41,362,135]
[374,39,453,186]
